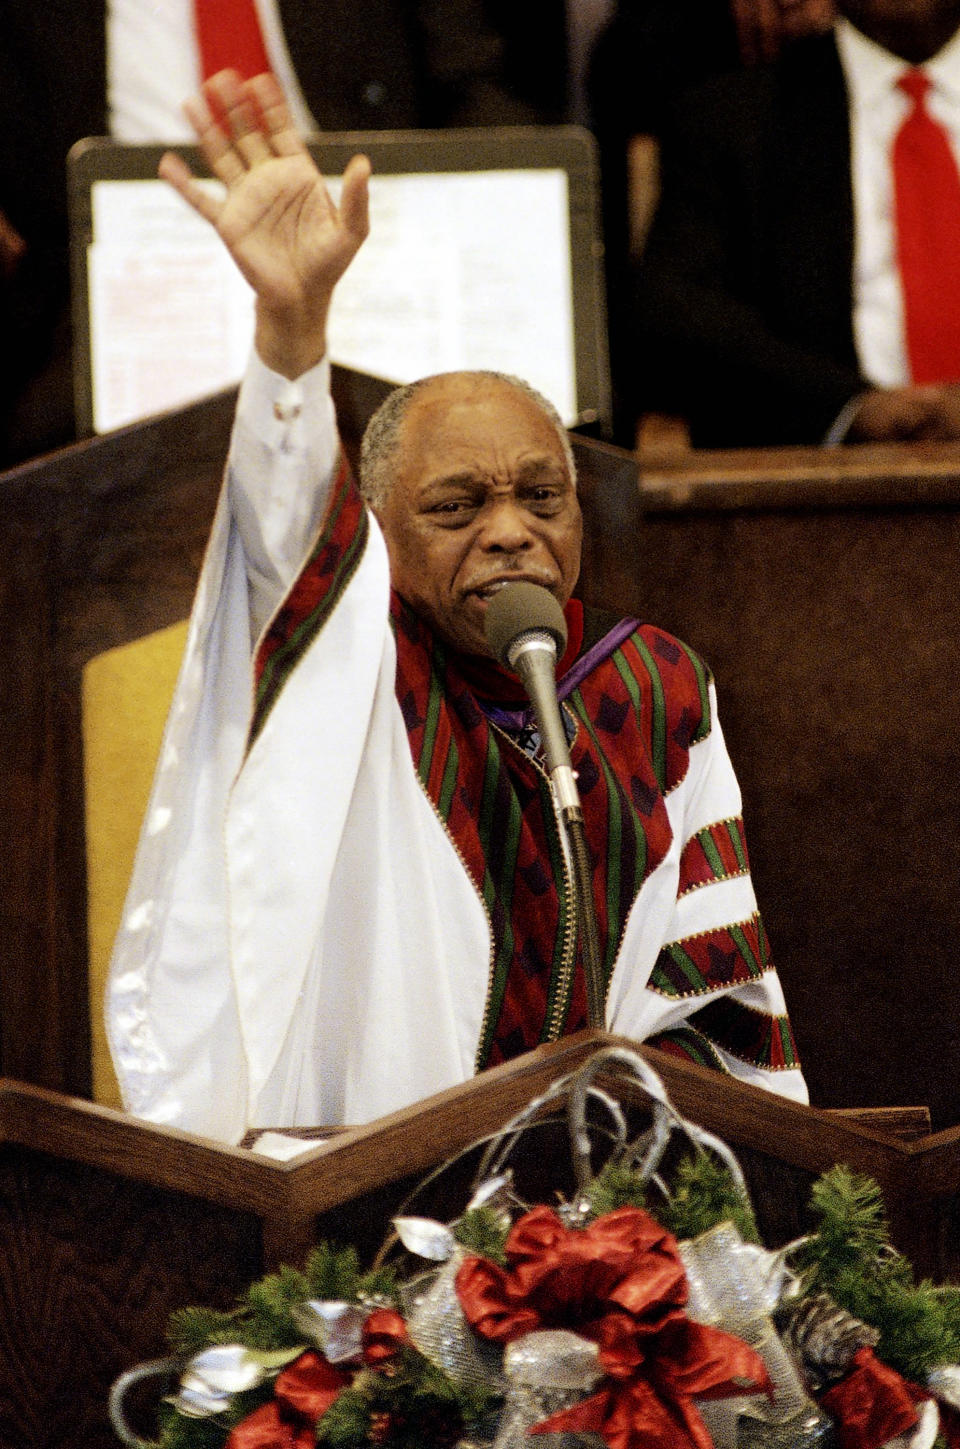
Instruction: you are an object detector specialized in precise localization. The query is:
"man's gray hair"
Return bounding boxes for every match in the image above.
[358,370,577,511]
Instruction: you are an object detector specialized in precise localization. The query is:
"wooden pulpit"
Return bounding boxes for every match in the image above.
[5,1032,960,1448]
[6,372,960,1444]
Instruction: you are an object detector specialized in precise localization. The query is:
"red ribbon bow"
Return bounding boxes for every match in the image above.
[819,1347,923,1449]
[224,1350,350,1449]
[821,1345,960,1449]
[456,1204,771,1449]
[362,1307,411,1366]
[223,1308,414,1449]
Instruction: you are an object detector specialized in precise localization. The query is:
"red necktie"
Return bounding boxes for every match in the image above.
[892,68,960,384]
[194,0,272,82]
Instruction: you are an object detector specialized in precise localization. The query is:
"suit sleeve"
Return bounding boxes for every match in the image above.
[628,69,867,446]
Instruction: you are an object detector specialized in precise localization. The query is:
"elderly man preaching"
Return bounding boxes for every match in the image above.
[106,71,807,1143]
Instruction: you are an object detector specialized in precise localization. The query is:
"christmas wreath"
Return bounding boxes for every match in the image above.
[110,1048,960,1449]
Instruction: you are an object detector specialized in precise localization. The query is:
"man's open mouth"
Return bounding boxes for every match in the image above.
[470,576,554,601]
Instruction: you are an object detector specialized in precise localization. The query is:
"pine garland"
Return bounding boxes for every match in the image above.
[581,1159,650,1217]
[453,1206,509,1264]
[582,1149,758,1244]
[167,1306,247,1359]
[315,1348,493,1448]
[167,1245,400,1360]
[798,1166,960,1381]
[658,1152,759,1244]
[305,1243,398,1305]
[800,1167,890,1280]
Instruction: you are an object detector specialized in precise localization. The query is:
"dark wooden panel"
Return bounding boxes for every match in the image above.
[0,1146,262,1449]
[573,442,960,1131]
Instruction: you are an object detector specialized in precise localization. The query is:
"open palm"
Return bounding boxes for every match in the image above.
[203,149,364,312]
[159,70,370,373]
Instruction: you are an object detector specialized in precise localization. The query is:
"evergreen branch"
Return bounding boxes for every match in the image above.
[657,1151,759,1244]
[454,1206,510,1264]
[166,1306,248,1357]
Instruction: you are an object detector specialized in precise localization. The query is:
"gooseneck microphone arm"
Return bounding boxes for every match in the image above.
[484,582,607,1031]
[506,632,582,819]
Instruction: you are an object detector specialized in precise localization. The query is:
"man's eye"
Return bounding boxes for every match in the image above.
[429,498,476,521]
[527,487,563,510]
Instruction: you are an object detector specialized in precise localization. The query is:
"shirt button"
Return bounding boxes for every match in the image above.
[273,400,302,422]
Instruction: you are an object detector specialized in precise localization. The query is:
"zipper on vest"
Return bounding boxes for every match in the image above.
[544,777,578,1041]
[485,714,581,1048]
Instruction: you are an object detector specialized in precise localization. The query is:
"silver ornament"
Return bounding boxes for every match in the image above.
[393,1215,458,1261]
[291,1300,368,1363]
[168,1344,267,1418]
[401,1250,503,1392]
[678,1224,834,1441]
[492,1330,604,1449]
[680,1223,801,1328]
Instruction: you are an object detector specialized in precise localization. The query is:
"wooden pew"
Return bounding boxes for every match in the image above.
[572,436,960,1130]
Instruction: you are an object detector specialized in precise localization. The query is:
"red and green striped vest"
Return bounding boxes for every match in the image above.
[252,458,799,1076]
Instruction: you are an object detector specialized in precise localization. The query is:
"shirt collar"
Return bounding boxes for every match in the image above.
[836,14,960,110]
[926,24,960,107]
[835,16,905,113]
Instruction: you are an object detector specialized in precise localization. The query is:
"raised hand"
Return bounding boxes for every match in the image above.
[159,70,370,378]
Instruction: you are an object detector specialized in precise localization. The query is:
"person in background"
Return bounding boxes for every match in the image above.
[621,0,960,446]
[587,0,835,442]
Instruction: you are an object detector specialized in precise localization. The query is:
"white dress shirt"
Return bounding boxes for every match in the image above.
[836,16,960,387]
[107,0,318,142]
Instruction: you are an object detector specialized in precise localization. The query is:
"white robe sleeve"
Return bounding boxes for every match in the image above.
[227,353,340,642]
[607,682,809,1105]
[104,351,343,1139]
[105,352,491,1141]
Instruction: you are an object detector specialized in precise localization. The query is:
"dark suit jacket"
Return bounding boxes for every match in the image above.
[629,32,869,447]
[273,0,538,129]
[0,0,106,461]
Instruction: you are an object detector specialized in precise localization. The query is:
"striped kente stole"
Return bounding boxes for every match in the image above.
[251,462,794,1074]
[392,596,714,1067]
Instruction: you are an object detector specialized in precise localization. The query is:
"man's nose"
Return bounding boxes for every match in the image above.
[478,497,535,550]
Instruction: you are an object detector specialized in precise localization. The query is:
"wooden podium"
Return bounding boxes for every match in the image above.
[5,1032,960,1449]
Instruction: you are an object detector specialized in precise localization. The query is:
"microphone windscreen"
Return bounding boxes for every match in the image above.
[483,581,568,668]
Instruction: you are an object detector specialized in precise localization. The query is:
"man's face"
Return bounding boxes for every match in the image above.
[839,0,960,60]
[375,374,583,658]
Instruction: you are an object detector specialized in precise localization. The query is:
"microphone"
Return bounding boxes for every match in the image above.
[484,581,606,1030]
[483,581,580,818]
